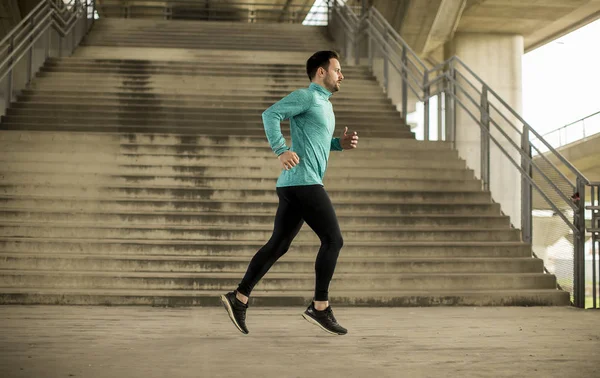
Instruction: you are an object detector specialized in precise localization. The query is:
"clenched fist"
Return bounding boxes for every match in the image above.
[340,127,359,149]
[278,150,300,170]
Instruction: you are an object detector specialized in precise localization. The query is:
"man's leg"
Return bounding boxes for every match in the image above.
[295,185,347,335]
[295,185,343,303]
[221,187,303,334]
[236,187,304,298]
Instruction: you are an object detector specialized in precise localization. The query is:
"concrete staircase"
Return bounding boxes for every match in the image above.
[0,18,570,306]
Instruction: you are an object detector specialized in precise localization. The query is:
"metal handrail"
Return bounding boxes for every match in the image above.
[542,110,600,137]
[0,0,94,113]
[534,110,600,149]
[331,0,594,307]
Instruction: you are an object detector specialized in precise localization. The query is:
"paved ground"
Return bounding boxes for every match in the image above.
[0,305,598,378]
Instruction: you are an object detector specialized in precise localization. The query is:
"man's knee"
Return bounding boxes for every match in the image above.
[325,233,343,251]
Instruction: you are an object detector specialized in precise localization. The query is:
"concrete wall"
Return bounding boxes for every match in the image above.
[445,33,524,229]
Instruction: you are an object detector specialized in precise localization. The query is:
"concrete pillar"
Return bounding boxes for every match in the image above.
[445,33,524,229]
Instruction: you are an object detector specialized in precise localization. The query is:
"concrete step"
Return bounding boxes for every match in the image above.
[0,223,521,241]
[0,254,543,273]
[85,30,328,40]
[90,18,329,32]
[0,186,492,203]
[10,103,400,117]
[18,89,393,104]
[0,287,570,306]
[0,122,413,138]
[30,71,378,84]
[0,152,466,170]
[0,132,444,152]
[26,81,386,95]
[15,97,396,111]
[31,72,379,87]
[86,32,328,42]
[0,120,411,138]
[15,95,395,109]
[0,113,404,127]
[36,69,375,81]
[45,57,371,71]
[0,162,475,180]
[80,40,331,52]
[5,108,405,123]
[69,46,331,66]
[0,211,510,228]
[0,239,533,258]
[0,173,483,191]
[0,270,557,291]
[41,62,372,75]
[0,197,501,215]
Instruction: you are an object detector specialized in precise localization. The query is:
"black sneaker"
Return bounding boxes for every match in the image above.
[220,291,249,334]
[302,302,347,335]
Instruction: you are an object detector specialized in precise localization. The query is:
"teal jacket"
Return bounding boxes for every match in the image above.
[262,82,343,187]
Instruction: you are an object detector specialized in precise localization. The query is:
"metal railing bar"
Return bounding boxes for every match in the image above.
[0,15,54,82]
[449,91,580,234]
[364,23,424,91]
[537,110,600,139]
[369,6,427,72]
[450,76,578,211]
[487,118,579,211]
[0,1,48,47]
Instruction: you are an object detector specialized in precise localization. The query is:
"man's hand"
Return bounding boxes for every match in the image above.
[278,150,300,170]
[340,127,359,150]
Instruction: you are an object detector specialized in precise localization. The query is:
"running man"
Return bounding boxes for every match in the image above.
[221,50,359,335]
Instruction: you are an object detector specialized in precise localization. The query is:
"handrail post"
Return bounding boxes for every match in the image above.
[480,85,490,191]
[383,29,388,94]
[6,36,14,109]
[521,125,532,244]
[445,61,455,146]
[354,25,359,66]
[91,0,96,29]
[45,20,51,59]
[592,184,597,308]
[573,177,587,308]
[27,16,34,85]
[401,46,407,126]
[423,71,430,141]
[437,93,442,141]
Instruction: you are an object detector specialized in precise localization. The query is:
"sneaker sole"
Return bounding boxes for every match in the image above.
[301,312,346,335]
[220,294,248,335]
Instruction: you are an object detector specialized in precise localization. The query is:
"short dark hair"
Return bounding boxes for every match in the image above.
[306,50,340,81]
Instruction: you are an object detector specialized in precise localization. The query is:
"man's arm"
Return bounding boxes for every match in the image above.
[262,89,313,156]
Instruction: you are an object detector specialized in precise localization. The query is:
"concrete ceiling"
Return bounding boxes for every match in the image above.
[371,0,600,55]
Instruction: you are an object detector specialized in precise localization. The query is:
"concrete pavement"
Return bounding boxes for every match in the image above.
[0,305,598,378]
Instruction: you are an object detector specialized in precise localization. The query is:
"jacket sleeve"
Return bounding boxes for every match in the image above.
[330,137,343,151]
[262,89,313,156]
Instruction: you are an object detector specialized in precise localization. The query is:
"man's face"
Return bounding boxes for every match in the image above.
[322,58,344,93]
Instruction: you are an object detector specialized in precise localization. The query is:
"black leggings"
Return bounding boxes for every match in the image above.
[236,185,343,301]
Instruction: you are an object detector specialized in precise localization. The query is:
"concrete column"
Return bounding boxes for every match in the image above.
[445,33,524,229]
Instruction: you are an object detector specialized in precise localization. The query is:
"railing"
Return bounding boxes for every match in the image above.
[95,0,333,24]
[0,0,96,118]
[533,110,600,153]
[329,0,596,308]
[587,183,600,308]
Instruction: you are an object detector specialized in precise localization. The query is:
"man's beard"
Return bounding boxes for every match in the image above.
[329,80,340,92]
